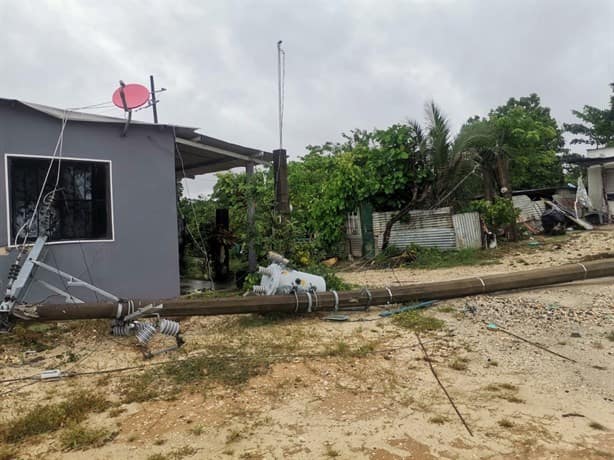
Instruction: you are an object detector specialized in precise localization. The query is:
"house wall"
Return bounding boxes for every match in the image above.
[587,163,614,215]
[0,101,180,302]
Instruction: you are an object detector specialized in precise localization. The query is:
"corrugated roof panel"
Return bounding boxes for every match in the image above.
[512,195,545,232]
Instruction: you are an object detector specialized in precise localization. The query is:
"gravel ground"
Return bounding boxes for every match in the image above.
[1,228,613,459]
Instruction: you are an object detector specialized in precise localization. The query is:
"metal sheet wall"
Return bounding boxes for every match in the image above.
[452,212,482,249]
[372,208,456,252]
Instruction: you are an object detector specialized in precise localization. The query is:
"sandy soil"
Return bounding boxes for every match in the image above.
[1,229,613,459]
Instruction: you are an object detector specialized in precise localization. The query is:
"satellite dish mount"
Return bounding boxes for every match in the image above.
[112,80,160,136]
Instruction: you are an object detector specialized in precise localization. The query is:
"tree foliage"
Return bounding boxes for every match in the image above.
[459,94,564,195]
[564,83,614,147]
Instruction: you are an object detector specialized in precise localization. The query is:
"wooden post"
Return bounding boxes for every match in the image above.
[495,152,517,241]
[602,166,611,223]
[246,161,257,272]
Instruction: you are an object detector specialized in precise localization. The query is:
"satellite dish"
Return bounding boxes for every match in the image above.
[112,82,150,110]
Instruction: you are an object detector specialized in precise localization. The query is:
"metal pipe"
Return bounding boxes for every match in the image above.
[13,259,614,323]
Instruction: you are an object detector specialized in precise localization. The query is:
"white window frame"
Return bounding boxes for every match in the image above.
[4,153,115,247]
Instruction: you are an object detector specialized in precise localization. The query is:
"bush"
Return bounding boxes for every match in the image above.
[471,197,520,235]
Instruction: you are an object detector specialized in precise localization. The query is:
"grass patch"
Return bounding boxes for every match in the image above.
[498,418,514,428]
[324,443,340,458]
[0,391,111,443]
[392,311,445,333]
[226,429,242,444]
[498,383,518,391]
[0,323,55,352]
[163,351,268,387]
[108,407,127,418]
[483,383,524,403]
[60,425,116,450]
[121,370,165,403]
[437,305,456,313]
[324,340,377,358]
[0,446,16,460]
[589,421,608,431]
[428,415,448,424]
[373,244,498,270]
[121,346,269,403]
[189,424,205,436]
[147,446,199,460]
[499,394,524,403]
[449,357,469,371]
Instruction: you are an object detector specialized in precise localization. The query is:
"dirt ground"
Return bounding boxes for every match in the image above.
[1,229,613,459]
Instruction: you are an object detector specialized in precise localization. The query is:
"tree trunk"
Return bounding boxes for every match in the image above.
[482,165,496,202]
[381,204,412,250]
[495,153,518,241]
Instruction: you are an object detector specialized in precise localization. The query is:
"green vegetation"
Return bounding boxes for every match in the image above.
[428,415,448,424]
[178,87,591,266]
[470,197,520,235]
[0,446,16,460]
[449,357,470,371]
[606,331,614,342]
[498,419,514,429]
[324,443,341,458]
[588,421,608,431]
[484,383,524,404]
[60,425,116,450]
[121,350,268,403]
[163,351,267,387]
[392,311,445,332]
[146,446,199,460]
[189,424,205,436]
[324,340,377,358]
[564,82,614,148]
[0,392,110,443]
[373,244,497,269]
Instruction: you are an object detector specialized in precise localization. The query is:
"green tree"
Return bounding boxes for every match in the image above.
[290,102,469,253]
[490,94,564,190]
[564,83,614,147]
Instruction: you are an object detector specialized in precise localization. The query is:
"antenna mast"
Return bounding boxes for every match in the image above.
[277,40,285,151]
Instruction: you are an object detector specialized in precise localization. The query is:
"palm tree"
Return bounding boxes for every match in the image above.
[381,102,470,249]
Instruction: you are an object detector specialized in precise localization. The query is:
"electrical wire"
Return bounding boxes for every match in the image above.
[0,339,432,388]
[173,126,215,288]
[13,110,69,247]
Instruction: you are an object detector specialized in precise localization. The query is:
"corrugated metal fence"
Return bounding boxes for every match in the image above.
[371,207,481,252]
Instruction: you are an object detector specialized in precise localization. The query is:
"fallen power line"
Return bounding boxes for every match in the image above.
[416,332,474,437]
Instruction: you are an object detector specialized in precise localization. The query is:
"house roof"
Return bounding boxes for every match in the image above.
[568,155,614,166]
[2,98,273,176]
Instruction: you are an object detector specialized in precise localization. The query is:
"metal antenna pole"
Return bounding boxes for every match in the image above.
[277,40,284,151]
[150,75,159,124]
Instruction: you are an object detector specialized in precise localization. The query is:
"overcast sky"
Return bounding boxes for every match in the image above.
[1,0,613,197]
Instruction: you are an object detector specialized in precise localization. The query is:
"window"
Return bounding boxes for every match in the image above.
[6,156,113,243]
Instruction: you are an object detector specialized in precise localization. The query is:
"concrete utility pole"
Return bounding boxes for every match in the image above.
[8,259,614,323]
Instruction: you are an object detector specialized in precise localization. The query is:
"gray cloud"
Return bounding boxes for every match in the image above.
[1,0,612,196]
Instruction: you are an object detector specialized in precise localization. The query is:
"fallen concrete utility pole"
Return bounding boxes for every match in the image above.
[11,259,614,323]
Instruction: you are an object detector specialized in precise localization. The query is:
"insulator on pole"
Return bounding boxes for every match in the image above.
[159,318,180,337]
[135,323,156,344]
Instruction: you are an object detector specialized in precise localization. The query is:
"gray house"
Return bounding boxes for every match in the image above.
[0,98,270,303]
